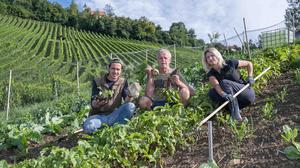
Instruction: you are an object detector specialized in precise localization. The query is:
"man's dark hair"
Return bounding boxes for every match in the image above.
[108,58,123,68]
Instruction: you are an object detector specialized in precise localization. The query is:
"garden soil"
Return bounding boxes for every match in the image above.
[163,71,300,168]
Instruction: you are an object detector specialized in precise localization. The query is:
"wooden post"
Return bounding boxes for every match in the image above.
[146,50,148,62]
[173,44,177,68]
[223,33,228,50]
[6,70,12,120]
[110,53,113,59]
[54,80,58,99]
[243,18,251,59]
[292,15,296,45]
[208,121,214,161]
[76,61,80,97]
[234,28,244,51]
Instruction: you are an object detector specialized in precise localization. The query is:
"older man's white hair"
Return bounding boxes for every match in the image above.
[157,48,172,59]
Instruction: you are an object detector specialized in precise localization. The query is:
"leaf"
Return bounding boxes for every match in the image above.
[284,146,300,160]
[0,160,8,168]
[292,141,300,153]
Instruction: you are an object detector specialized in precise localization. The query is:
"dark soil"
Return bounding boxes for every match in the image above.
[163,71,300,168]
[0,132,82,163]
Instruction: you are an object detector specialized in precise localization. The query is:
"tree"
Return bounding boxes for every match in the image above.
[285,0,300,30]
[208,32,221,44]
[187,28,197,46]
[104,4,114,16]
[169,22,188,46]
[69,0,78,16]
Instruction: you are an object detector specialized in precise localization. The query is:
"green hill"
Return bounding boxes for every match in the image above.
[0,14,200,109]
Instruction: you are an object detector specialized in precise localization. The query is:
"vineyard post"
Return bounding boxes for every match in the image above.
[6,70,12,120]
[76,61,80,97]
[146,49,148,62]
[54,80,58,99]
[208,121,214,161]
[110,53,113,59]
[288,28,290,46]
[292,14,296,45]
[234,28,244,52]
[243,18,251,59]
[173,44,177,68]
[223,33,228,51]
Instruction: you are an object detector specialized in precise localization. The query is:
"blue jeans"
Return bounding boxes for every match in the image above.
[83,102,136,134]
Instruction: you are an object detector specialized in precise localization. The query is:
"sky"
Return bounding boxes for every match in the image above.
[48,0,288,44]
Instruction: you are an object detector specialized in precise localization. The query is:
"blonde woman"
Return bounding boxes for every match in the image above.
[202,48,255,121]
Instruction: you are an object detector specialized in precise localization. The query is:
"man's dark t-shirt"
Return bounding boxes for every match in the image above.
[207,59,245,84]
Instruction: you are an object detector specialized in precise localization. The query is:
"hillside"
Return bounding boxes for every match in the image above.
[0,14,199,83]
[0,14,199,110]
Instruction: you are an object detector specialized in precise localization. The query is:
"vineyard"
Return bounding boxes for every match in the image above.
[0,14,300,168]
[0,14,199,111]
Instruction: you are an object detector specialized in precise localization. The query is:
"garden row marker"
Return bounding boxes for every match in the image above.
[208,121,214,161]
[198,67,271,127]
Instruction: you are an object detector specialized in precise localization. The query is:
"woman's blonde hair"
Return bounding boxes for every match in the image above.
[202,47,226,72]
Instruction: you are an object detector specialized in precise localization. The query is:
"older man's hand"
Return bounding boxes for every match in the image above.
[171,74,181,85]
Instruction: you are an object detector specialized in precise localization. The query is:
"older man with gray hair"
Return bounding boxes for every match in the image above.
[138,48,195,110]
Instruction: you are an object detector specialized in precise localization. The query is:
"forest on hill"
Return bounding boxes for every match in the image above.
[0,0,205,47]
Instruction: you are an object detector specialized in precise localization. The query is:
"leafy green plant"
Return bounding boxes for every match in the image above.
[294,69,300,85]
[163,88,180,104]
[261,101,277,119]
[229,118,253,142]
[276,86,288,103]
[217,114,253,142]
[281,125,300,160]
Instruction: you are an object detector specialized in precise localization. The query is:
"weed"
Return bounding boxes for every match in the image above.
[276,86,288,103]
[261,101,277,119]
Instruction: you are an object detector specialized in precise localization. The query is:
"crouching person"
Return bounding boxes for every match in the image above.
[83,58,136,134]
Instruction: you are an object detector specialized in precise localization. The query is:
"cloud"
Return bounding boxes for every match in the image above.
[74,0,288,43]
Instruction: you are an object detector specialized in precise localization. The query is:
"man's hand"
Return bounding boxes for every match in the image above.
[91,99,107,109]
[221,92,234,102]
[145,65,153,77]
[246,76,255,86]
[170,74,180,85]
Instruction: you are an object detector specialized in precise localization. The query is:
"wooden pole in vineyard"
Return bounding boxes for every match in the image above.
[77,61,80,97]
[146,50,148,62]
[198,67,271,127]
[243,18,251,59]
[173,44,177,68]
[223,33,228,51]
[234,27,244,50]
[6,70,12,120]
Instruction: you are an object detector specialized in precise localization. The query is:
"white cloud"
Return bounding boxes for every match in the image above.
[74,0,288,43]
